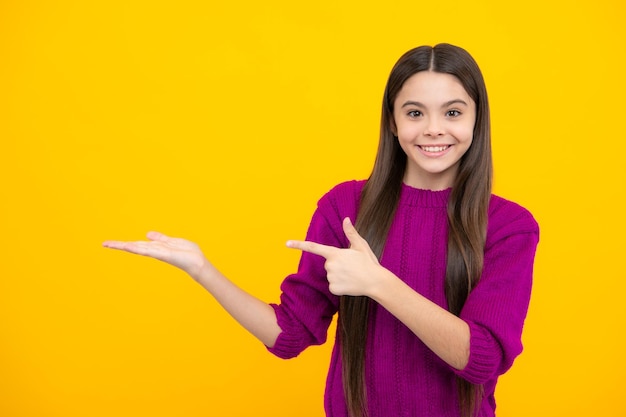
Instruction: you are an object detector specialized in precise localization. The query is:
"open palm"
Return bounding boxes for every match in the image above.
[103,232,207,279]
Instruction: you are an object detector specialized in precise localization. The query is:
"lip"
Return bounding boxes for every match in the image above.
[416,144,453,157]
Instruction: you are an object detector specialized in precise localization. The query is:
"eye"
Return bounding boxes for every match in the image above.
[407,110,422,118]
[446,109,461,117]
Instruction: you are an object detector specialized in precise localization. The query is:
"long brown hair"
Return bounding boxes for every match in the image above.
[340,44,492,417]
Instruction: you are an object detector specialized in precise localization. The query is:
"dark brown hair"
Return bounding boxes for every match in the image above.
[340,43,492,417]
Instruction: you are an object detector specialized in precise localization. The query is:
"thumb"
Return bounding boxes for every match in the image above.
[342,217,367,250]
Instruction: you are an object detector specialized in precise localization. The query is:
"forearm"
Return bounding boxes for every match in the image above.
[192,262,282,348]
[369,268,470,370]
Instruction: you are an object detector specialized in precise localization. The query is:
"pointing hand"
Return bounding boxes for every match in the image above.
[286,217,384,297]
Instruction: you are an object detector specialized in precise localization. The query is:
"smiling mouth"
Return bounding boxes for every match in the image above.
[419,145,450,152]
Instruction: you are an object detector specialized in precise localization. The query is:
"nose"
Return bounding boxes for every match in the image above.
[424,116,444,137]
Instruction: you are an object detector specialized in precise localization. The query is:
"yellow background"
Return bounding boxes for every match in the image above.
[1,0,624,416]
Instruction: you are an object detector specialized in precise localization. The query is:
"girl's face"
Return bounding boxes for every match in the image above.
[392,71,476,190]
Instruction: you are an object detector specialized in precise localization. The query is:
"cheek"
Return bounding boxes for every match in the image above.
[452,123,475,143]
[396,135,414,155]
[395,121,419,139]
[459,132,474,156]
[397,132,416,148]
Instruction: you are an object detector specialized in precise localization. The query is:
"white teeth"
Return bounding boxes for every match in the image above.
[421,145,449,152]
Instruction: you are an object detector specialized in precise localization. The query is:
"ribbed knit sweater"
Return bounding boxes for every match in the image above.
[268,180,539,417]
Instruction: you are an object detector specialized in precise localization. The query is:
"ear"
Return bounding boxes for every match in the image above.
[389,119,398,136]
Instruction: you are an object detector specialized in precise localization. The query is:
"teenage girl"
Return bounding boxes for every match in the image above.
[103,43,539,417]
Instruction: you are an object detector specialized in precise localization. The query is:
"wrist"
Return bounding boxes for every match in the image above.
[190,258,218,284]
[367,265,397,301]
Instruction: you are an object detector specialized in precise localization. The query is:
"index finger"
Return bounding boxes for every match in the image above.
[286,240,337,259]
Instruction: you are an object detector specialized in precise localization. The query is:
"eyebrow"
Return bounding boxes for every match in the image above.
[401,99,469,108]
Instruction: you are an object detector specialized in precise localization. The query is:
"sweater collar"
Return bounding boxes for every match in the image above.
[399,183,451,207]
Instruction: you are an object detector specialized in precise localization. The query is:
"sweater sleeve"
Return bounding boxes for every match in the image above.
[266,181,360,359]
[454,199,540,384]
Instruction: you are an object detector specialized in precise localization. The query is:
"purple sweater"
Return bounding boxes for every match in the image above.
[268,180,539,417]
